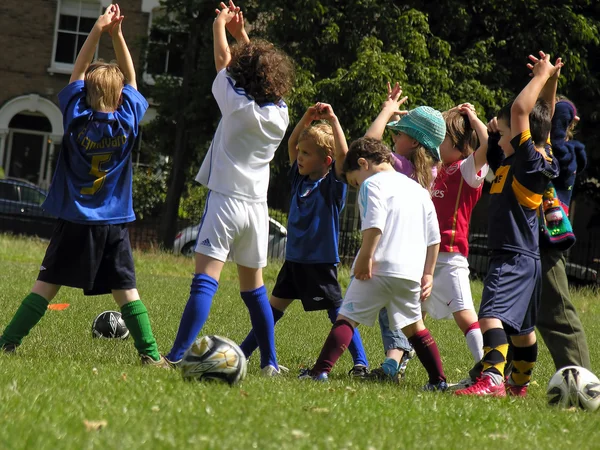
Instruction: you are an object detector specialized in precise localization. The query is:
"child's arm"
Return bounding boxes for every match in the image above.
[421,243,440,301]
[70,5,117,83]
[213,4,238,72]
[486,118,504,173]
[287,105,319,164]
[460,105,489,173]
[511,52,561,138]
[109,5,136,89]
[354,228,382,281]
[317,103,348,180]
[365,82,408,139]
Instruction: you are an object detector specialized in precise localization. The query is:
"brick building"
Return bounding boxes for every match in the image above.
[0,0,170,188]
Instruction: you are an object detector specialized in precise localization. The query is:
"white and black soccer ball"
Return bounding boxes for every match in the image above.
[92,311,130,340]
[547,365,600,412]
[180,335,247,386]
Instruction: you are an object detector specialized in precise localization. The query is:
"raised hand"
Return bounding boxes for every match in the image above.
[526,51,563,79]
[96,4,119,33]
[487,117,499,134]
[315,102,337,121]
[383,82,409,117]
[108,3,124,36]
[214,1,237,25]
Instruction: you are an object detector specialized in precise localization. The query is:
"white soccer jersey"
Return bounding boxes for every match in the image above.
[196,69,290,202]
[355,171,441,283]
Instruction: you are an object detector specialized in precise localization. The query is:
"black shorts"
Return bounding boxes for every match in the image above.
[478,251,541,335]
[271,261,342,311]
[37,219,136,296]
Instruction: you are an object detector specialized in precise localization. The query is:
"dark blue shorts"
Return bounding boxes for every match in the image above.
[478,251,541,335]
[37,219,136,296]
[271,261,342,311]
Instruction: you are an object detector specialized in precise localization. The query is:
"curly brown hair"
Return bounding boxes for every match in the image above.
[442,110,477,159]
[342,137,392,174]
[227,39,295,105]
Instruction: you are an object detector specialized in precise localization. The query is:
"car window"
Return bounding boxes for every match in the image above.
[19,186,46,205]
[0,183,19,201]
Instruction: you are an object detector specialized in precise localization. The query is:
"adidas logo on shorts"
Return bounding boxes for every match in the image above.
[200,238,211,247]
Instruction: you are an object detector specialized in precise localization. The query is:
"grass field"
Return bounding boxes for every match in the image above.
[1,234,599,450]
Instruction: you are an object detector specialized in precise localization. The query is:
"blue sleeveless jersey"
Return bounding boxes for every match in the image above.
[285,161,347,264]
[43,80,148,224]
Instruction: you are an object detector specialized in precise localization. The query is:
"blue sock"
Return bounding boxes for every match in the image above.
[241,286,278,369]
[167,273,218,362]
[382,357,400,376]
[239,305,284,359]
[328,307,368,367]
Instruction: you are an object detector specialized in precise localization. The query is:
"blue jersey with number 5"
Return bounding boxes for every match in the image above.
[43,80,148,224]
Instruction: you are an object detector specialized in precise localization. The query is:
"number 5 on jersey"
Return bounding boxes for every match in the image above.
[81,153,112,195]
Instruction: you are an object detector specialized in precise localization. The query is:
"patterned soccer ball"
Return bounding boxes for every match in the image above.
[91,311,130,339]
[547,365,600,412]
[180,335,247,386]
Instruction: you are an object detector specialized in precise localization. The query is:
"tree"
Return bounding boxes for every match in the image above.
[144,0,222,248]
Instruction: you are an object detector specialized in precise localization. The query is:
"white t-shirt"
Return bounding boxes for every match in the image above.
[196,69,290,202]
[355,171,441,283]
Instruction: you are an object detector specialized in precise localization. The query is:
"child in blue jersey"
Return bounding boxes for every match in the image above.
[0,4,168,367]
[165,1,295,376]
[239,103,370,377]
[455,51,561,397]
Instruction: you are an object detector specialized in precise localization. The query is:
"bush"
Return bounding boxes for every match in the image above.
[178,184,209,223]
[132,166,168,220]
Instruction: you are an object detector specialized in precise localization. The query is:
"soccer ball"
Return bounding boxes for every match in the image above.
[180,335,247,386]
[91,311,130,339]
[547,365,600,412]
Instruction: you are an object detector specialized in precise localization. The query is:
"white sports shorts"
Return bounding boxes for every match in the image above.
[338,275,421,330]
[194,191,269,268]
[421,253,475,320]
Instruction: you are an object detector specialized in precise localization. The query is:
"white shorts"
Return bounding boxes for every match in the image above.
[194,191,268,268]
[422,253,474,320]
[338,275,421,330]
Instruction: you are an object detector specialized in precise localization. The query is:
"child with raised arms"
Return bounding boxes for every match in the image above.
[0,4,168,367]
[455,51,561,397]
[239,102,370,377]
[165,1,295,376]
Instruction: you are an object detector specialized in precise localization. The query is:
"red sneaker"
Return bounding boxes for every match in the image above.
[506,383,528,397]
[454,375,506,397]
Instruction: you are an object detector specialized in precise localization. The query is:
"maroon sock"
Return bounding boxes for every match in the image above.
[408,328,446,384]
[312,320,354,374]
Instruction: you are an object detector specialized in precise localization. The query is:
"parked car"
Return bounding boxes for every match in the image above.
[173,216,287,260]
[467,233,599,286]
[0,178,55,238]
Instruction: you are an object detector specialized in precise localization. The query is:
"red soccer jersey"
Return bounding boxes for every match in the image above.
[431,153,488,257]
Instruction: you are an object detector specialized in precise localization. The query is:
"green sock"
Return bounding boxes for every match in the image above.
[0,293,49,347]
[120,300,160,361]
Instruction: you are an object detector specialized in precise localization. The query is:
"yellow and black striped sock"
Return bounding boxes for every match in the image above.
[481,328,509,379]
[509,342,538,386]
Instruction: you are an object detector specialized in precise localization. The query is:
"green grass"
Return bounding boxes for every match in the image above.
[1,234,600,449]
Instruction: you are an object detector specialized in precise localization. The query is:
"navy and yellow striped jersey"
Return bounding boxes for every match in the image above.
[487,130,559,258]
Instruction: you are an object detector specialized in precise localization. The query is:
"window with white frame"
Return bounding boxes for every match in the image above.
[52,0,101,69]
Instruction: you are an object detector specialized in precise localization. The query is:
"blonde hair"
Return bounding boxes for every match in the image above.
[298,122,335,159]
[408,144,439,192]
[442,110,477,159]
[84,60,125,112]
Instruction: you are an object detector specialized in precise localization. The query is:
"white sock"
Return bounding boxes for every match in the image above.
[465,327,484,362]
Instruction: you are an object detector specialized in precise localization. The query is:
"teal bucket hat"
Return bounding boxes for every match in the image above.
[386,106,445,161]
